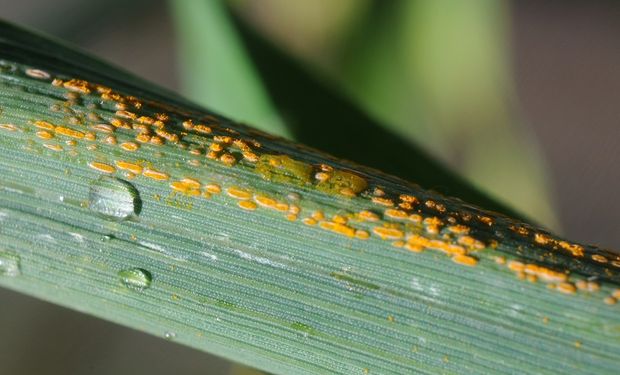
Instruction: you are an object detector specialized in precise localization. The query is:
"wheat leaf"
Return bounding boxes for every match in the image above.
[0,20,618,375]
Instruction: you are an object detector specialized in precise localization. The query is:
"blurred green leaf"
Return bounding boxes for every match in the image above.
[170,0,290,138]
[227,0,369,72]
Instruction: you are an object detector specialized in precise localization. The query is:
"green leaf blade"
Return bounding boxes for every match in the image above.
[0,20,619,375]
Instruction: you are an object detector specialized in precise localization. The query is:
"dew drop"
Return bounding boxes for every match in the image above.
[164,331,176,340]
[100,234,113,242]
[118,268,152,291]
[0,250,21,277]
[89,176,141,221]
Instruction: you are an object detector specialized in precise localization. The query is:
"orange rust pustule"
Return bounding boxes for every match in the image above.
[8,65,619,293]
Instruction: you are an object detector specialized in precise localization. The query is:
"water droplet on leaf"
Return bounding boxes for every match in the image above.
[118,268,152,291]
[89,177,141,221]
[100,235,113,242]
[164,331,176,340]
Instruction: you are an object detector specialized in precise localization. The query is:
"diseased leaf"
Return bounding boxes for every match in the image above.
[0,20,619,375]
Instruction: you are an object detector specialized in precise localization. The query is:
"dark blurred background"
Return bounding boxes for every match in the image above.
[0,0,619,374]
